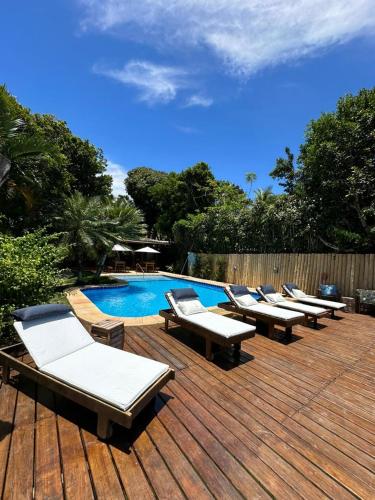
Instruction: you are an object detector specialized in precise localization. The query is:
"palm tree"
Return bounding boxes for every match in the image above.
[253,186,274,205]
[0,85,50,188]
[245,172,257,190]
[55,192,146,280]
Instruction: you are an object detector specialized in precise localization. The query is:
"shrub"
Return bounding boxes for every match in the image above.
[0,231,67,345]
[214,257,227,282]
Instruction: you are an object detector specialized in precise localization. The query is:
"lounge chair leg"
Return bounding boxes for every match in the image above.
[331,310,335,319]
[268,324,275,340]
[165,318,169,331]
[234,343,241,357]
[285,326,292,337]
[205,340,214,361]
[97,414,113,440]
[2,364,10,384]
[313,317,318,329]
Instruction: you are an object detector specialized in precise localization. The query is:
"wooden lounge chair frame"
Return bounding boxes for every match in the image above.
[282,284,342,318]
[218,289,304,339]
[159,293,255,361]
[0,341,175,440]
[256,286,329,329]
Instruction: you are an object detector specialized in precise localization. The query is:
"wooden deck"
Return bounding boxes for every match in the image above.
[1,311,375,499]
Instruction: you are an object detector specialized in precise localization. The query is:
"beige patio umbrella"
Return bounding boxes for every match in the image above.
[134,246,160,271]
[134,246,160,254]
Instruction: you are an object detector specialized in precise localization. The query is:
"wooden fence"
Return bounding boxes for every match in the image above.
[189,253,375,297]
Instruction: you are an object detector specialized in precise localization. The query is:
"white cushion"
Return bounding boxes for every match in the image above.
[14,312,94,368]
[276,302,327,315]
[245,303,304,320]
[235,294,258,307]
[178,299,207,316]
[42,342,169,411]
[168,293,254,338]
[291,288,307,298]
[266,293,286,303]
[185,312,255,338]
[297,297,346,310]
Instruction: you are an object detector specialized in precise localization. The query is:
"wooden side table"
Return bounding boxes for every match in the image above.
[341,297,354,313]
[91,319,125,349]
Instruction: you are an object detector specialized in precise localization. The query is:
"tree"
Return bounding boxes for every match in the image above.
[125,167,167,234]
[55,193,145,279]
[0,85,51,188]
[269,147,297,195]
[245,171,257,192]
[0,86,112,234]
[297,88,375,251]
[148,162,217,238]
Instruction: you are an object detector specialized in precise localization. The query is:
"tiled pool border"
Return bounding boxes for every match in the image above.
[67,272,257,329]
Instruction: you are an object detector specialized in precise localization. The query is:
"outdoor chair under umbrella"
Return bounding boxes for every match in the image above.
[112,244,133,272]
[134,246,160,272]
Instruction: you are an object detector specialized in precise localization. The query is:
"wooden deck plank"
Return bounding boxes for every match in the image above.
[57,414,95,500]
[131,427,186,499]
[126,335,263,498]
[179,363,356,499]
[145,408,215,499]
[81,429,125,499]
[34,385,64,500]
[109,443,156,500]
[1,311,375,499]
[0,383,17,497]
[2,377,35,500]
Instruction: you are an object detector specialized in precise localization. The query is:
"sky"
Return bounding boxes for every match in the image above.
[2,1,375,197]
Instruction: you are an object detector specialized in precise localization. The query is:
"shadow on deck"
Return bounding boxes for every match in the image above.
[1,311,375,499]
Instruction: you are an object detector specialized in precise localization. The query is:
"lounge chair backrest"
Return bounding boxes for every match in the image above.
[284,283,299,293]
[257,284,276,302]
[165,292,207,318]
[225,286,258,308]
[14,312,94,368]
[282,283,297,297]
[256,285,286,304]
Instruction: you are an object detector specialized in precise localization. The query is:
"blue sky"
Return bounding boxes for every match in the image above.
[2,0,375,196]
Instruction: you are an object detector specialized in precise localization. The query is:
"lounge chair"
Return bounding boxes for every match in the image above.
[256,284,330,328]
[218,285,305,339]
[0,304,174,439]
[159,288,255,361]
[282,282,346,317]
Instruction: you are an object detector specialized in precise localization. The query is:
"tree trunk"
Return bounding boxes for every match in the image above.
[77,254,84,281]
[0,154,11,188]
[95,253,107,279]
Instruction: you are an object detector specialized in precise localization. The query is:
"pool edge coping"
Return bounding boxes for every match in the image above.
[66,272,257,329]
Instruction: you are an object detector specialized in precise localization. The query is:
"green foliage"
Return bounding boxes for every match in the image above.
[0,86,113,234]
[191,254,227,281]
[296,88,375,251]
[127,162,247,239]
[0,231,67,345]
[190,87,375,256]
[125,167,167,233]
[55,193,145,278]
[269,147,296,195]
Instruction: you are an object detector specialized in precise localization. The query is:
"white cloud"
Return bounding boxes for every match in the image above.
[81,1,375,76]
[106,160,127,197]
[184,95,213,108]
[93,60,188,104]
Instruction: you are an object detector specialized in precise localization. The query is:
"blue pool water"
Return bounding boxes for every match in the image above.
[82,275,258,317]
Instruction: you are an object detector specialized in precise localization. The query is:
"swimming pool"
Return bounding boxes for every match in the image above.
[82,275,259,317]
